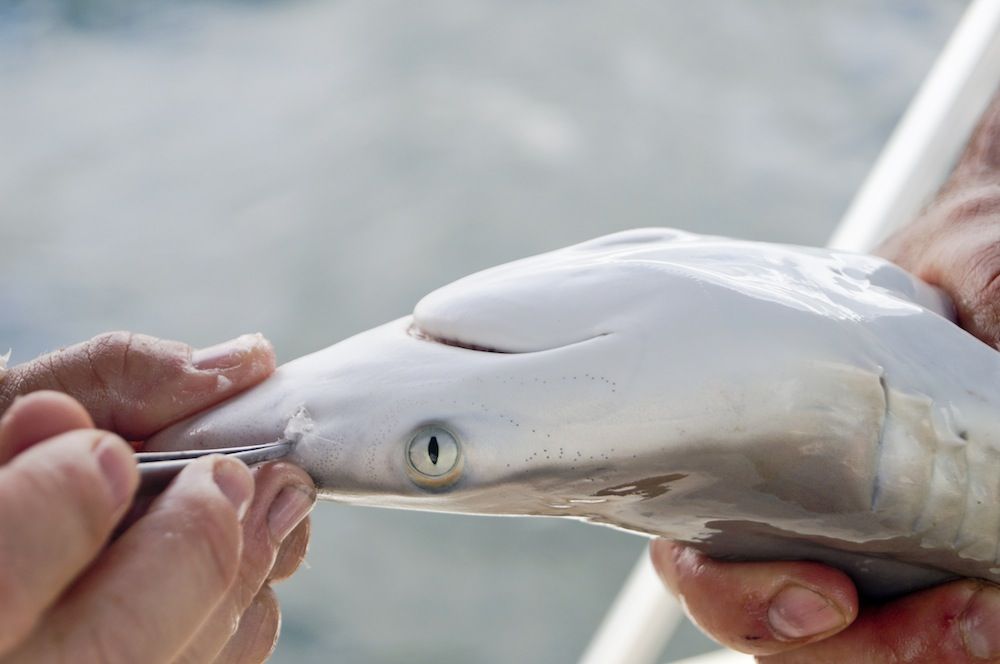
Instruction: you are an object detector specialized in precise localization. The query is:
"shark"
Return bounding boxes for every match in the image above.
[148,228,1000,599]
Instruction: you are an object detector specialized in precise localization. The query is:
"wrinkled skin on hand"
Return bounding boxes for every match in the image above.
[0,332,316,664]
[651,90,1000,663]
[878,95,1000,350]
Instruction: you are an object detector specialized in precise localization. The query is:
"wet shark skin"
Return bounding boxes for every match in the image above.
[148,228,1000,598]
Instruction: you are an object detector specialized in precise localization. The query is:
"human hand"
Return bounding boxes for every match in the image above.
[650,541,998,662]
[0,333,316,663]
[875,90,1000,348]
[650,91,1000,662]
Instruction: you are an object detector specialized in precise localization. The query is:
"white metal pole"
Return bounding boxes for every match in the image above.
[578,550,684,664]
[579,1,1000,662]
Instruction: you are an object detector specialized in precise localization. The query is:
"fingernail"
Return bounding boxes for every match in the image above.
[96,435,136,510]
[212,457,254,520]
[768,585,845,640]
[961,585,1000,659]
[192,333,264,371]
[268,484,315,541]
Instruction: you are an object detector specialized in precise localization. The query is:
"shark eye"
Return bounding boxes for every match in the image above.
[406,426,462,488]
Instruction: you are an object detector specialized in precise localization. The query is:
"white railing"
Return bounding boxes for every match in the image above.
[580,1,1000,662]
[829,0,1000,252]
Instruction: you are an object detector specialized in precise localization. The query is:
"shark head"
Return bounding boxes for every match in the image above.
[149,227,1000,599]
[148,229,699,516]
[147,228,932,525]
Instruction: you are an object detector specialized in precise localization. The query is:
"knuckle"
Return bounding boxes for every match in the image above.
[270,518,311,582]
[88,331,193,391]
[968,242,1000,302]
[125,332,190,373]
[957,238,1000,342]
[221,587,281,664]
[231,546,272,609]
[957,582,1000,663]
[865,580,982,664]
[85,332,133,390]
[83,332,192,436]
[252,587,282,660]
[941,185,1000,227]
[87,331,133,371]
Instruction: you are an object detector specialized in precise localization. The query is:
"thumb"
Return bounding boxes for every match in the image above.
[0,332,276,440]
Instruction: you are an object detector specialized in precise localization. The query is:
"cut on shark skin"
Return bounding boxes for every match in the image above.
[148,228,1000,599]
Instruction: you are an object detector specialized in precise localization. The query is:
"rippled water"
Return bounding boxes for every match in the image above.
[0,1,966,661]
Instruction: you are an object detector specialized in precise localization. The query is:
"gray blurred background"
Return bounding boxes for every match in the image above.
[0,1,968,662]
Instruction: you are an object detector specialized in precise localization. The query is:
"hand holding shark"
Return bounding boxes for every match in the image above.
[652,92,1000,661]
[0,335,313,663]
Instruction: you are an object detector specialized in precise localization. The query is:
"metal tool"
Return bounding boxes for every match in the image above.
[136,440,293,494]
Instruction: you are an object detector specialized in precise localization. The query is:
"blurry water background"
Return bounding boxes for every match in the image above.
[0,1,969,662]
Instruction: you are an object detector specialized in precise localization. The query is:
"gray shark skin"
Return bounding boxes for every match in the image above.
[148,228,1000,599]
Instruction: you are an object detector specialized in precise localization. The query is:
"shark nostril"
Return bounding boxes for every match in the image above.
[407,323,507,353]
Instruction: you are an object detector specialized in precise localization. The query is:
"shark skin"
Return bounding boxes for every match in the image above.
[148,228,1000,599]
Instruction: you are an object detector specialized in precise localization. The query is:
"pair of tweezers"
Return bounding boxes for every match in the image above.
[136,441,293,495]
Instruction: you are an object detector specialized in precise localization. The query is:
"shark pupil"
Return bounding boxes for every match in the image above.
[406,425,461,485]
[428,436,439,464]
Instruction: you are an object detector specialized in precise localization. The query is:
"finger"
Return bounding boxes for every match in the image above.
[874,89,1000,347]
[923,212,1000,348]
[761,579,1000,663]
[212,586,282,664]
[270,517,311,582]
[173,462,315,663]
[650,540,857,656]
[877,202,1000,348]
[0,429,137,655]
[5,455,253,664]
[945,87,1000,188]
[0,332,276,440]
[0,390,94,463]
